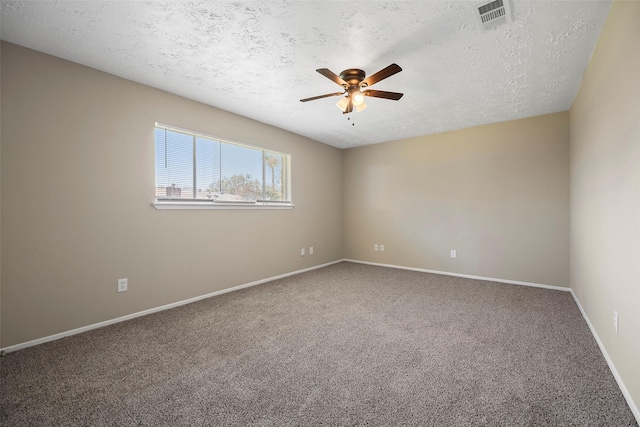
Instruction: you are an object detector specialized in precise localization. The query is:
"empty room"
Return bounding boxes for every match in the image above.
[1,0,638,425]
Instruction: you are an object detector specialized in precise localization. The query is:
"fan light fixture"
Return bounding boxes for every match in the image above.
[336,91,367,113]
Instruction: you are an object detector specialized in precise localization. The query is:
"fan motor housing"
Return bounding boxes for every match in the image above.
[339,69,366,85]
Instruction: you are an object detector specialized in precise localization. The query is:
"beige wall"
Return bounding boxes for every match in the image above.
[0,42,343,348]
[570,0,640,412]
[343,112,570,287]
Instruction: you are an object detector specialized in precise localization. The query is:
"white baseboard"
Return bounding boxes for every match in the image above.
[0,259,343,354]
[569,291,640,424]
[343,259,570,292]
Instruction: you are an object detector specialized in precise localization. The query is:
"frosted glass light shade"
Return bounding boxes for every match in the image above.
[336,96,350,111]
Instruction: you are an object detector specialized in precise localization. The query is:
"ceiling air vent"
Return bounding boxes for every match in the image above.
[474,0,513,32]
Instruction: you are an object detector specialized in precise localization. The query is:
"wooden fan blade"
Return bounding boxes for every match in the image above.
[363,90,404,100]
[342,98,353,114]
[316,68,347,86]
[300,92,345,102]
[362,63,402,87]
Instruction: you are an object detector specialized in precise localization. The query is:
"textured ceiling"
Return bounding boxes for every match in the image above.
[0,1,611,149]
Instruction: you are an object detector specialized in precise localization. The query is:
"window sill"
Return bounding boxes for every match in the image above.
[152,201,294,210]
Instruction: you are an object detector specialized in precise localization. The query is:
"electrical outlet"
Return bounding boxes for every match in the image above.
[374,244,379,251]
[450,250,457,258]
[117,278,128,293]
[614,311,619,333]
[380,245,385,252]
[309,247,314,255]
[301,248,305,256]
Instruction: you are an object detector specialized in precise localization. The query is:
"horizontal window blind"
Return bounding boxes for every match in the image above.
[155,124,290,204]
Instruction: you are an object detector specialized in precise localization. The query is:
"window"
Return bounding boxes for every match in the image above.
[154,124,292,209]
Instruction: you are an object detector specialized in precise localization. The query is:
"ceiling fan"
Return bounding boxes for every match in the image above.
[300,64,403,114]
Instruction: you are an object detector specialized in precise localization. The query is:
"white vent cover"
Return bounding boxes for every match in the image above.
[474,0,514,32]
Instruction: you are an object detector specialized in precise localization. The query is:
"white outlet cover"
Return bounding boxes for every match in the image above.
[451,250,457,258]
[309,247,314,255]
[374,244,379,251]
[380,245,385,251]
[301,248,305,256]
[117,278,128,292]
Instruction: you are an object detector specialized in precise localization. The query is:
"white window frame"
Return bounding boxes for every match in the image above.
[153,123,293,210]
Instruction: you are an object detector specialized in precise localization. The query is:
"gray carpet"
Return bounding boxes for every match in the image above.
[1,262,637,426]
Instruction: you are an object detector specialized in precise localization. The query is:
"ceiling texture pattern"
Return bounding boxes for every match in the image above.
[1,1,611,149]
